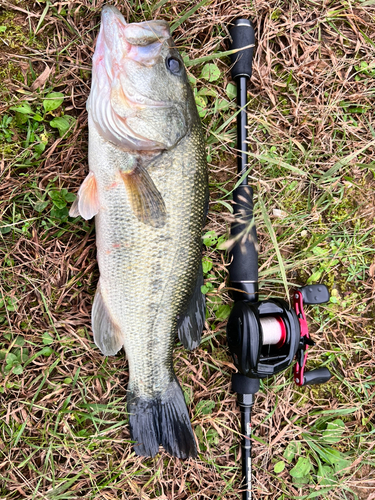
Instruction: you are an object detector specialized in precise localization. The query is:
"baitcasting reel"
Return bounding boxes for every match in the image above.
[227,283,332,388]
[226,19,332,500]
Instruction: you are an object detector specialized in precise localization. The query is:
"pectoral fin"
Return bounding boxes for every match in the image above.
[69,171,100,220]
[120,164,166,228]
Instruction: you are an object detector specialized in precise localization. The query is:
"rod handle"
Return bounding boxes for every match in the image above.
[229,19,255,79]
[232,373,260,396]
[229,185,258,286]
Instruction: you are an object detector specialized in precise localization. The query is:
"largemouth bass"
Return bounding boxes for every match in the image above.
[70,5,208,458]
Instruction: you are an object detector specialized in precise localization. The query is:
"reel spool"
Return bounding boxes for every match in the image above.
[259,316,286,347]
[227,298,299,379]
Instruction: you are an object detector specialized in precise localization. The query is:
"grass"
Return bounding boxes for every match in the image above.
[1,0,375,499]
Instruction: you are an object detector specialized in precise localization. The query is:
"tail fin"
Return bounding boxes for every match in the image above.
[128,377,197,458]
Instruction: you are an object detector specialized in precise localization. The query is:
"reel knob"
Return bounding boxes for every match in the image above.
[302,368,332,386]
[299,284,330,304]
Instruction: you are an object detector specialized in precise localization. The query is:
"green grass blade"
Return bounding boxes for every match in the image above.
[185,45,255,67]
[246,151,307,177]
[170,0,212,32]
[319,139,375,183]
[258,193,290,302]
[34,0,50,36]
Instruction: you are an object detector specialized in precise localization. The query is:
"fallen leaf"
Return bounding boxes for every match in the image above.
[273,208,288,218]
[31,65,52,91]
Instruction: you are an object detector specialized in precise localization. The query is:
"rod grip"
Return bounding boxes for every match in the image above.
[229,19,255,79]
[232,373,260,396]
[229,185,258,284]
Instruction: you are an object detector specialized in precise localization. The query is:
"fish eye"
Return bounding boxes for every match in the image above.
[166,57,181,74]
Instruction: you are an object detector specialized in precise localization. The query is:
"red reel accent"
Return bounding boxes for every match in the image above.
[293,290,309,386]
[275,316,286,348]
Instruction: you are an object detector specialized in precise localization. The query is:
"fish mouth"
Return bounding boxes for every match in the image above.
[101,5,170,67]
[97,6,171,108]
[101,4,126,25]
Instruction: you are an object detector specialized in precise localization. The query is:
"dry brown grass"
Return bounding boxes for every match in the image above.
[1,0,375,499]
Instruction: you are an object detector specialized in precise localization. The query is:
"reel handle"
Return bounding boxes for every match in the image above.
[229,19,255,79]
[303,367,332,386]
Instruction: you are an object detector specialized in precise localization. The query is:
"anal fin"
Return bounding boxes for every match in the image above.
[92,282,124,356]
[177,262,205,350]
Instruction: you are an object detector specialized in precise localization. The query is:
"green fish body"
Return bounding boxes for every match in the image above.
[70,5,208,458]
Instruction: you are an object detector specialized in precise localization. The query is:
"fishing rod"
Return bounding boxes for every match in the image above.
[226,19,332,500]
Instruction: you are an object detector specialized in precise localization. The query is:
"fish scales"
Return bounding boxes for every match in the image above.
[70,5,208,458]
[92,119,206,396]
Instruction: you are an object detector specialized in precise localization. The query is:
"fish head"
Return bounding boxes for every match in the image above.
[88,5,194,152]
